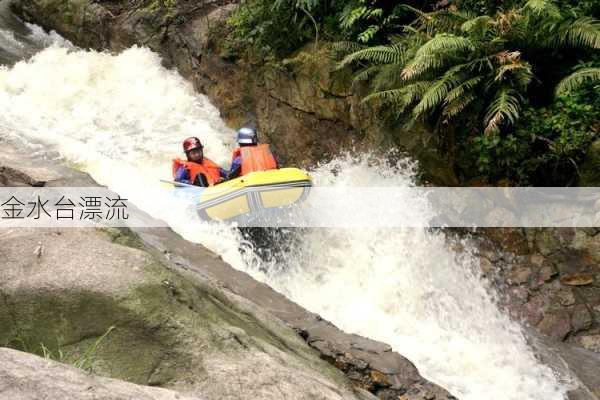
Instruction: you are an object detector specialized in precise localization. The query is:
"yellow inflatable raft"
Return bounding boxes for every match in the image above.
[195,168,311,222]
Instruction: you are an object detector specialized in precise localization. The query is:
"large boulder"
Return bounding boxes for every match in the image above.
[0,226,372,400]
[0,347,201,400]
[532,333,600,400]
[139,228,457,400]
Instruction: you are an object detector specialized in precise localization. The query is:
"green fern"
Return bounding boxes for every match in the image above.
[415,33,475,56]
[412,71,463,117]
[555,67,600,95]
[353,65,382,82]
[522,0,561,18]
[494,58,533,87]
[402,52,454,80]
[340,5,383,29]
[338,43,405,68]
[273,0,321,13]
[484,87,523,135]
[328,41,365,56]
[461,16,493,34]
[443,92,477,120]
[371,63,409,90]
[358,25,381,43]
[335,1,600,136]
[362,88,412,106]
[340,5,368,29]
[556,17,600,48]
[362,81,432,108]
[445,76,483,103]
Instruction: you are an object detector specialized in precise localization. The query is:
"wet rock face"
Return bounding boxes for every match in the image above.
[535,337,600,400]
[10,0,458,184]
[142,224,458,400]
[296,322,456,400]
[476,228,600,354]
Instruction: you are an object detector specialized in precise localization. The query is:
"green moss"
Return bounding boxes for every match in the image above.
[147,0,178,10]
[145,0,179,18]
[0,283,185,385]
[99,227,146,250]
[40,326,115,373]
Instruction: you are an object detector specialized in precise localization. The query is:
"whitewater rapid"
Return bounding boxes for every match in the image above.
[0,27,571,400]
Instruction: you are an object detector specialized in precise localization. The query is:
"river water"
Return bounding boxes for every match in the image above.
[0,2,573,399]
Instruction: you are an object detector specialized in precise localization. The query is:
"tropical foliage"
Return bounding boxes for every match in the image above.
[228,0,600,184]
[556,66,600,94]
[337,1,600,135]
[468,82,599,185]
[228,0,407,57]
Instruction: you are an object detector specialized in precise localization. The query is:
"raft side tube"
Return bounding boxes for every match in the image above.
[196,168,311,222]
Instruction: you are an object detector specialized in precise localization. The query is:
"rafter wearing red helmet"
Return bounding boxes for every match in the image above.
[172,137,227,187]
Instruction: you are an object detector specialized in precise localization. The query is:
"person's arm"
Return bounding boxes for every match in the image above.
[226,156,242,180]
[174,166,192,185]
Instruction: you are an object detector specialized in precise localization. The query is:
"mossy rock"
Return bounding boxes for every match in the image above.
[0,228,362,400]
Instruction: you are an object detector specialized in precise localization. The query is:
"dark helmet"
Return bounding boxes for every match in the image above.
[183,137,203,153]
[236,126,258,146]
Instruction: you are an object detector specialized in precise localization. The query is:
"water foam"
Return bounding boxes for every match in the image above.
[0,5,73,65]
[0,28,23,51]
[0,43,570,400]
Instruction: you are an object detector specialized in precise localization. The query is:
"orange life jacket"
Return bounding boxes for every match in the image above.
[231,144,278,176]
[172,158,222,186]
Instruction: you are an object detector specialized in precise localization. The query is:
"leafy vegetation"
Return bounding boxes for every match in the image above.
[146,0,179,15]
[556,66,600,94]
[39,326,116,373]
[468,83,599,185]
[227,0,407,58]
[228,0,600,185]
[337,1,600,134]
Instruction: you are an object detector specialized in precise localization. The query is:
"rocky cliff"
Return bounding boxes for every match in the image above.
[474,228,600,355]
[9,0,458,185]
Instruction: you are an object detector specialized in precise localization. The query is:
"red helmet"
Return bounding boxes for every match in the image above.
[183,137,203,152]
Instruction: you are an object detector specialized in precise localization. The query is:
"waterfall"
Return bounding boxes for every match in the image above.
[0,13,570,399]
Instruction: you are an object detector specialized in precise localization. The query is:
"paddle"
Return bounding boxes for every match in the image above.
[159,179,198,188]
